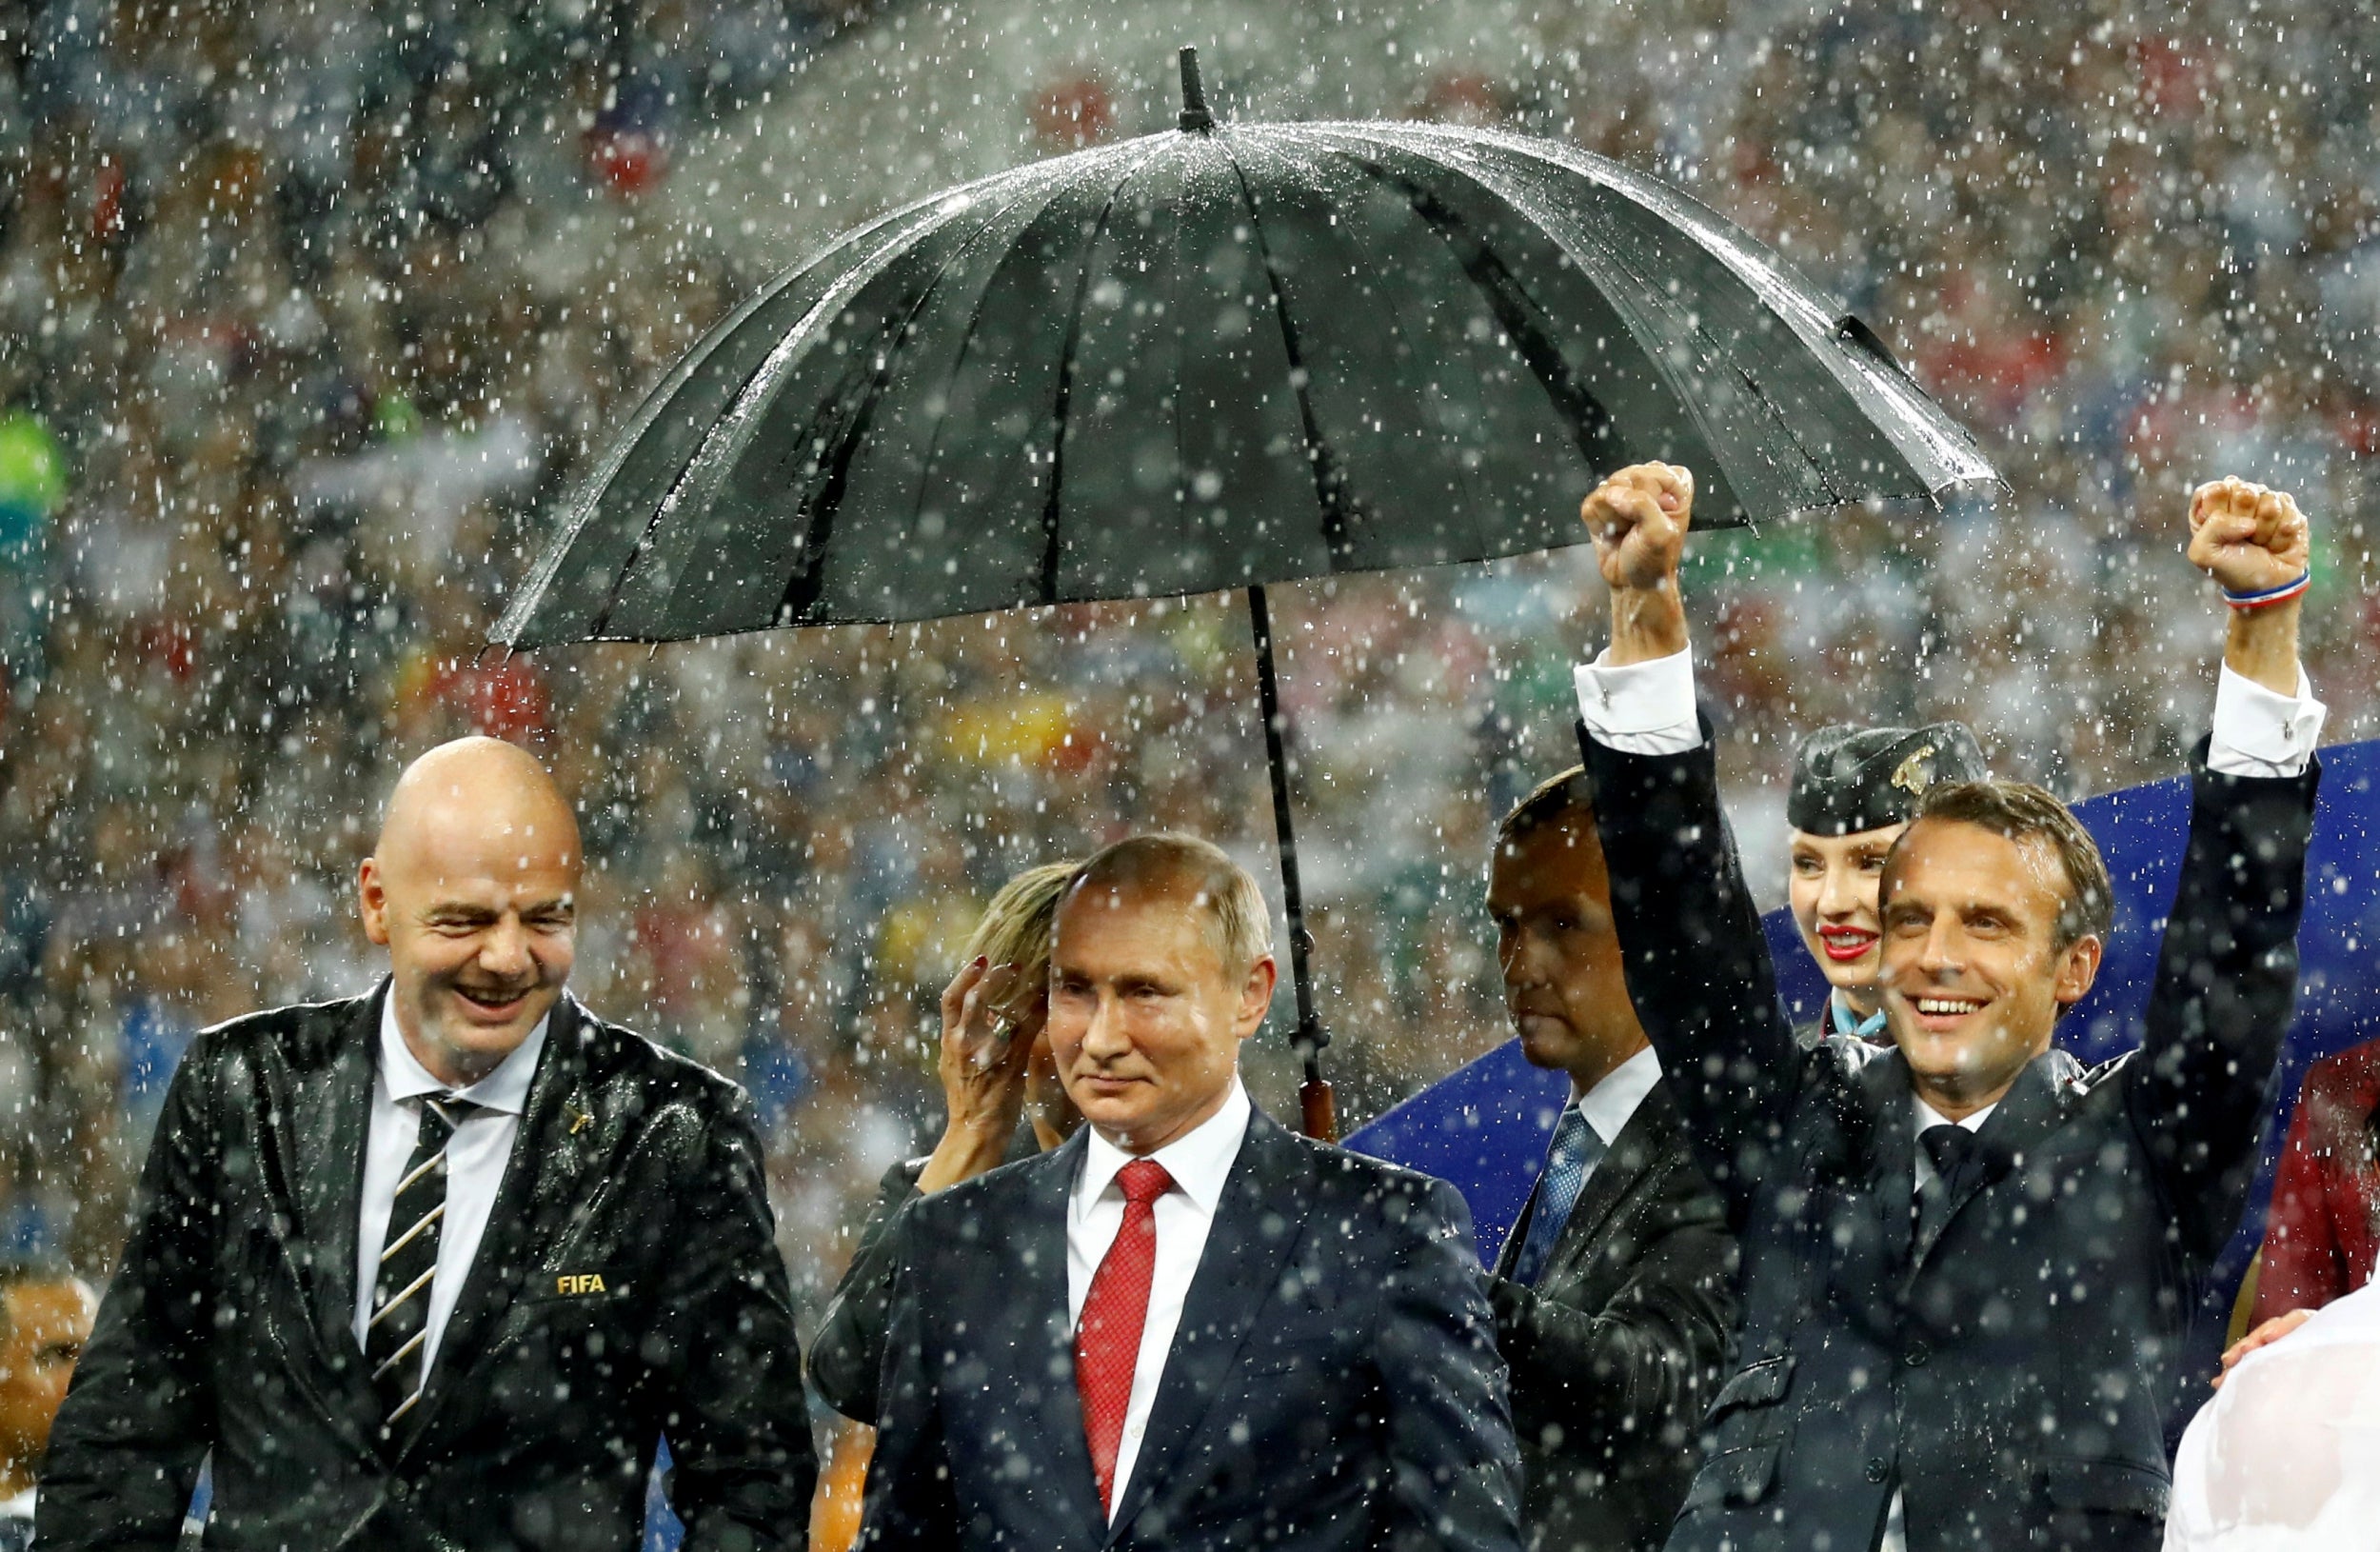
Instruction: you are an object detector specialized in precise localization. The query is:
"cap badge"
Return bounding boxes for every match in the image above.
[1890,744,1938,796]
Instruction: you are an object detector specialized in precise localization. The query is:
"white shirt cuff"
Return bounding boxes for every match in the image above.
[1573,647,1702,755]
[2207,662,2325,778]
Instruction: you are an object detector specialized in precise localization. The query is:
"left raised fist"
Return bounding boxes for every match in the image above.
[2187,477,2311,596]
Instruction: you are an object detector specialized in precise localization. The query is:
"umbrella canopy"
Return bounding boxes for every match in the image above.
[493,56,1993,650]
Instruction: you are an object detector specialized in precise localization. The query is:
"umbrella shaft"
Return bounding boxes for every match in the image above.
[1246,586,1326,1087]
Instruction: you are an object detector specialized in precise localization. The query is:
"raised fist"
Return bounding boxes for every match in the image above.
[2188,477,2311,597]
[1581,463,1694,593]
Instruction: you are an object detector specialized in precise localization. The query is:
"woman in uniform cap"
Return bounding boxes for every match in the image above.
[1785,722,1988,1043]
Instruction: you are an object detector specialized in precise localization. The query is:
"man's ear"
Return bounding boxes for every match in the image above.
[1236,955,1279,1040]
[359,857,391,947]
[2052,933,2103,1010]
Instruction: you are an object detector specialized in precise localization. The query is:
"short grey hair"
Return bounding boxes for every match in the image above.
[1067,834,1273,974]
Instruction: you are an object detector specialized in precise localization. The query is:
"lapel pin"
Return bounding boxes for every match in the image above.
[568,1107,593,1135]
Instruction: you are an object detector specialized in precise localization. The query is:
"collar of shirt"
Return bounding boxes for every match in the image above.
[1074,1077,1254,1224]
[1911,1092,1995,1137]
[377,993,549,1116]
[1567,1043,1664,1147]
[0,1486,31,1519]
[1830,990,1890,1042]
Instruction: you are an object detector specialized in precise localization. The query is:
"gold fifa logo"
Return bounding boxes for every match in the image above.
[556,1273,607,1296]
[1889,745,1938,797]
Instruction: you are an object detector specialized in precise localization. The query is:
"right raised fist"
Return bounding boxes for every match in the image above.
[1582,464,1695,593]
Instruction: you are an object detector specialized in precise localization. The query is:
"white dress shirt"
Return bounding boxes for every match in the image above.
[1573,647,2327,777]
[1572,1042,1665,1146]
[1575,641,2325,1552]
[352,996,546,1385]
[1067,1078,1254,1522]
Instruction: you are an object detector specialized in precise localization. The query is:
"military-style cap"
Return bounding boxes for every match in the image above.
[1788,722,1988,837]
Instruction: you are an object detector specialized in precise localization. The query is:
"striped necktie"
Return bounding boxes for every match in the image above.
[1511,1105,1605,1286]
[367,1094,475,1432]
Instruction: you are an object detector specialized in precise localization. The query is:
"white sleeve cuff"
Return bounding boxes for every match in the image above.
[2207,662,2326,778]
[1573,647,1703,755]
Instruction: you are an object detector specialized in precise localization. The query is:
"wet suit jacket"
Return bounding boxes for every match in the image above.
[858,1105,1523,1551]
[808,1121,1041,1424]
[1579,726,2317,1552]
[1486,1081,1737,1552]
[38,987,815,1552]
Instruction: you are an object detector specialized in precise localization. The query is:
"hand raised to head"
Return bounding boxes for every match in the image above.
[1582,464,1694,594]
[937,957,1035,1116]
[915,956,1039,1193]
[2188,477,2311,596]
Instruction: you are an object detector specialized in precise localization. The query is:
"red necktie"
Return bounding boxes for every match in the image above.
[1077,1157,1175,1515]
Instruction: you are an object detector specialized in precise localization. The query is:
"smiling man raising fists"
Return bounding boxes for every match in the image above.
[1562,468,2323,1552]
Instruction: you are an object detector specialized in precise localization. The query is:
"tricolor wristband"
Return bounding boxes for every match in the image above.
[2223,572,2311,609]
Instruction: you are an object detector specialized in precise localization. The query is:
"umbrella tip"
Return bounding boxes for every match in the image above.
[1178,47,1215,133]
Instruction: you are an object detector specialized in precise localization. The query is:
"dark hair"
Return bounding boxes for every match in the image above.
[1496,766,1594,849]
[1905,780,2113,949]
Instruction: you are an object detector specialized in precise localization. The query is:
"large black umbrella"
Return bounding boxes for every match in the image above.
[496,50,1995,1138]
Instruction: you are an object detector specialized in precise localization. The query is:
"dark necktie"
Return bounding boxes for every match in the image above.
[1512,1105,1605,1287]
[1076,1158,1174,1517]
[367,1095,475,1432]
[1915,1123,1977,1244]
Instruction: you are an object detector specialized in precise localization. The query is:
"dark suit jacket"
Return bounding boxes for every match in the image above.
[1486,1081,1737,1552]
[38,985,816,1552]
[808,1122,1041,1424]
[857,1105,1524,1551]
[1577,728,2317,1552]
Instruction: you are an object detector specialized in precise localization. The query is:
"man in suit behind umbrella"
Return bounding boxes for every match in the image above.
[859,833,1522,1552]
[38,736,815,1552]
[1482,770,1737,1550]
[1567,465,2322,1552]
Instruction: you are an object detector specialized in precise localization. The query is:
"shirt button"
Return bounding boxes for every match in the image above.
[1906,1342,1930,1367]
[389,1480,411,1501]
[1865,1457,1891,1484]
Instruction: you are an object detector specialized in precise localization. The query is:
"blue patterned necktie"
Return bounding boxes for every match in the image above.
[1511,1105,1606,1286]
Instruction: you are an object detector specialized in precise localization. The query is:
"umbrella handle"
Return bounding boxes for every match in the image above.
[1247,585,1337,1143]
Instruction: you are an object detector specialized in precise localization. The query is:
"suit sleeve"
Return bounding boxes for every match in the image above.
[853,1214,962,1548]
[1486,1152,1739,1466]
[2125,744,2320,1274]
[2251,1078,2350,1323]
[1577,723,1804,1225]
[36,1036,222,1552]
[650,1090,819,1552]
[1373,1176,1524,1552]
[807,1160,926,1424]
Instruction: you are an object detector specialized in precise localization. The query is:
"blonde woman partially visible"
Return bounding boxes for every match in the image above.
[807,860,1082,1423]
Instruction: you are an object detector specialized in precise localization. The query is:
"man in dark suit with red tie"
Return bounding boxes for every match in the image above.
[859,834,1523,1551]
[37,737,814,1551]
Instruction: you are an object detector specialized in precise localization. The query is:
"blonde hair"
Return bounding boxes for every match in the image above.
[960,861,1080,981]
[1068,834,1274,974]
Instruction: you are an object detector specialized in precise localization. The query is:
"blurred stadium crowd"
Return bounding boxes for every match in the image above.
[0,0,2375,1363]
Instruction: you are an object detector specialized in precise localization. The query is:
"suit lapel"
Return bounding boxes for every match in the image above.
[1911,1052,2073,1269]
[287,986,381,1362]
[392,996,601,1459]
[1852,1050,1918,1274]
[1105,1110,1314,1543]
[1012,1130,1106,1536]
[1492,1172,1544,1280]
[1540,1084,1676,1282]
[245,987,383,1453]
